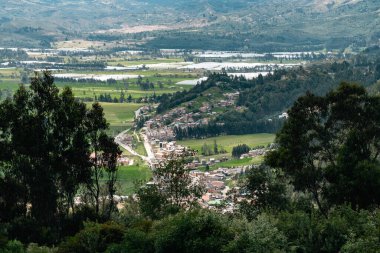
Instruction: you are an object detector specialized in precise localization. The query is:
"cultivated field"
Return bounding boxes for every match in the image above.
[116,165,152,195]
[178,133,276,155]
[209,156,264,170]
[85,102,142,126]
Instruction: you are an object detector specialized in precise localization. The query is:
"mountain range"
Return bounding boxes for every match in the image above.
[0,0,379,50]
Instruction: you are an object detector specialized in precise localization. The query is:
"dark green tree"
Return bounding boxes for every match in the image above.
[137,158,204,219]
[0,72,93,223]
[213,140,218,154]
[85,103,121,217]
[232,144,250,158]
[240,165,289,218]
[266,82,380,214]
[0,72,121,241]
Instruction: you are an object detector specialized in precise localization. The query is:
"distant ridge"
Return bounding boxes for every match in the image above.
[0,0,378,50]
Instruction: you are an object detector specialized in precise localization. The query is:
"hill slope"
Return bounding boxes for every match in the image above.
[0,0,379,50]
[154,51,380,139]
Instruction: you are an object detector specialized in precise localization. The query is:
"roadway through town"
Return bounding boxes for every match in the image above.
[114,128,155,167]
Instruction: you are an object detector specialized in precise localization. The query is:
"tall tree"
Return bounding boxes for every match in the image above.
[0,72,121,226]
[240,165,289,219]
[213,140,218,154]
[0,72,92,222]
[85,103,121,217]
[266,82,380,214]
[137,156,204,219]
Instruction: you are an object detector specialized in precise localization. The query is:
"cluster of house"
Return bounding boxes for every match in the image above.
[145,106,211,138]
[148,140,189,164]
[145,126,176,142]
[186,157,229,169]
[144,92,241,141]
[135,105,154,118]
[224,92,240,100]
[239,148,267,159]
[190,167,249,212]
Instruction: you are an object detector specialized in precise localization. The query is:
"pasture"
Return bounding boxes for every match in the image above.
[211,156,264,169]
[116,165,152,195]
[178,133,276,155]
[85,102,142,136]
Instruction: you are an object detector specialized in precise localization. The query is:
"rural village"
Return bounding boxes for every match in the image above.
[114,102,274,211]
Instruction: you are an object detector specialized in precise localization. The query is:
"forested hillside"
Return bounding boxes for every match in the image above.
[2,74,380,253]
[158,49,380,138]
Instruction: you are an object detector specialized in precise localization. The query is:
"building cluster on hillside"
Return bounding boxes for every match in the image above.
[144,92,241,142]
[186,156,229,169]
[189,167,250,212]
[145,106,212,140]
[146,126,176,142]
[224,92,240,100]
[135,105,154,118]
[240,148,267,159]
[148,140,190,165]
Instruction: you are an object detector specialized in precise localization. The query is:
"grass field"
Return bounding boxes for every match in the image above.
[132,133,148,156]
[116,165,152,195]
[85,102,142,127]
[178,133,276,155]
[211,156,264,169]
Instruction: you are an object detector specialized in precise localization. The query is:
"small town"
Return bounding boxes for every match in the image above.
[114,105,272,212]
[1,1,379,251]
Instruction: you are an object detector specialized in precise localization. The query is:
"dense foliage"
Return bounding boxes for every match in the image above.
[137,158,205,220]
[1,72,380,252]
[0,72,121,245]
[266,82,380,214]
[165,52,380,138]
[232,144,250,158]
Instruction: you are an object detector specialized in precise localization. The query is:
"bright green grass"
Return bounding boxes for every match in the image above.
[132,133,147,156]
[57,78,190,100]
[198,156,264,171]
[72,87,182,100]
[178,133,275,154]
[0,80,22,91]
[85,102,142,126]
[116,165,152,195]
[108,124,134,137]
[211,156,264,169]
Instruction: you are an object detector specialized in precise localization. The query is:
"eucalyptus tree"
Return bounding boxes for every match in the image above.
[266,82,380,215]
[0,72,121,227]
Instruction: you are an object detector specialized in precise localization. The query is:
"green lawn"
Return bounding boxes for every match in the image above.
[85,102,142,127]
[132,133,148,156]
[116,165,152,195]
[60,78,190,100]
[0,80,22,91]
[178,133,276,155]
[211,156,264,169]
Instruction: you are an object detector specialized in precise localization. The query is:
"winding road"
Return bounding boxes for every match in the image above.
[114,128,155,167]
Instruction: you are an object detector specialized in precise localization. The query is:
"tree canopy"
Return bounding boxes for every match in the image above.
[266,82,380,213]
[0,72,120,244]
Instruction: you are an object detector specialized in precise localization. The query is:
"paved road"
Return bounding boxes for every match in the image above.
[114,129,154,166]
